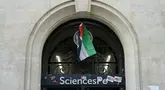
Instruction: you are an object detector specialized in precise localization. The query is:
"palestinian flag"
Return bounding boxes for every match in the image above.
[77,23,96,61]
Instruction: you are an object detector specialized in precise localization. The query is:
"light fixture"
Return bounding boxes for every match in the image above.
[56,55,62,65]
[60,69,64,74]
[56,55,64,73]
[59,66,62,69]
[56,55,61,62]
[106,55,111,62]
[103,55,111,73]
[104,66,108,72]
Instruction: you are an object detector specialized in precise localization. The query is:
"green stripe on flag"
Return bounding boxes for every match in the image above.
[82,25,96,56]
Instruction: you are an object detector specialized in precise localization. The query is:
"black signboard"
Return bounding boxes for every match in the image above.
[41,74,125,87]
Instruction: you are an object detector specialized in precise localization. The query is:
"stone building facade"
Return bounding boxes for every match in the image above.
[0,0,165,90]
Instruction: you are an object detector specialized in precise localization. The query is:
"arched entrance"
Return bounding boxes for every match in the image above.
[25,1,140,90]
[41,19,125,90]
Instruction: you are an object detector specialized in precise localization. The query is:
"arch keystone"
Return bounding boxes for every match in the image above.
[75,0,91,12]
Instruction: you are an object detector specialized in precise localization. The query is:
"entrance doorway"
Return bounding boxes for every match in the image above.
[41,19,125,90]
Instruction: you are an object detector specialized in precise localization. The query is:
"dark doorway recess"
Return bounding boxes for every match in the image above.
[41,19,125,90]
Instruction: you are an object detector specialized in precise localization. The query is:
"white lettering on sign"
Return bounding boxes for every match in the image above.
[59,76,122,85]
[148,85,159,90]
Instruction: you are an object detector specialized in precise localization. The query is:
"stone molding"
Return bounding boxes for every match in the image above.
[25,0,140,90]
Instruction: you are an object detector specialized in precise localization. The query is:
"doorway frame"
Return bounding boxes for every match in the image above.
[25,1,140,90]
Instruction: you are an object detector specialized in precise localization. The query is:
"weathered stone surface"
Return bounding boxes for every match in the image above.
[0,0,165,90]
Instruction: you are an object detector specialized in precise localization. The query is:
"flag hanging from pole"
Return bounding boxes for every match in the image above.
[77,23,96,61]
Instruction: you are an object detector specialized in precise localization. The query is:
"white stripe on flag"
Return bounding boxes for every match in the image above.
[79,43,89,61]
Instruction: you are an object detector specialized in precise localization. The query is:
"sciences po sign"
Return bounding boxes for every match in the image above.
[41,74,125,86]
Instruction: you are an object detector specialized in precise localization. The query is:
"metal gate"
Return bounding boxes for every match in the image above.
[41,19,125,90]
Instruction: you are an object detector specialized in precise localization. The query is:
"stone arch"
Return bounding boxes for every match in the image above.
[25,0,140,90]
